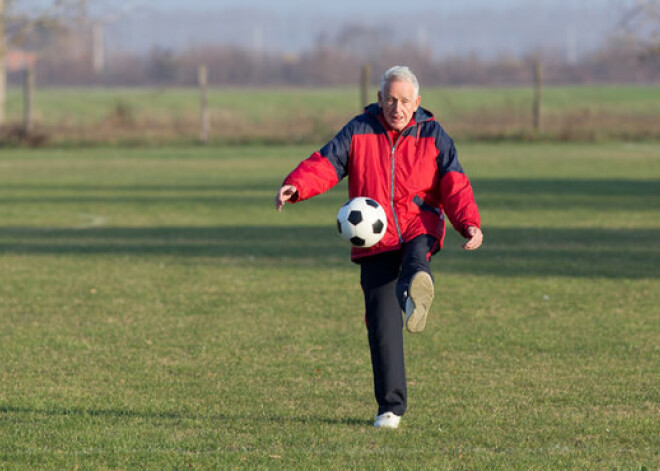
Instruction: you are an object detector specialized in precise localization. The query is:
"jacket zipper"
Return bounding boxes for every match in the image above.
[388,133,404,243]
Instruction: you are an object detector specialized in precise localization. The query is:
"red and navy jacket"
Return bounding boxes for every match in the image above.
[283,103,481,261]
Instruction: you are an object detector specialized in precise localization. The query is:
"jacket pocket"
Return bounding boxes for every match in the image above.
[413,195,442,217]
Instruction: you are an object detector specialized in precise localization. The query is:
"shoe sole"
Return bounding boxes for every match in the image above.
[406,272,434,333]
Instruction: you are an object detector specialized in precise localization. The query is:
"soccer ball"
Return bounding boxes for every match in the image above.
[336,197,387,248]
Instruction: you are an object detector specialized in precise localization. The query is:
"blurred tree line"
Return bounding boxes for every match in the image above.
[3,1,660,88]
[13,28,658,88]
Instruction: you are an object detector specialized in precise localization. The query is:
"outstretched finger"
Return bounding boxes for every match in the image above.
[463,238,480,250]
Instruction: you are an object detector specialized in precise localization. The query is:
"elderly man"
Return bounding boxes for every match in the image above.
[275,66,482,429]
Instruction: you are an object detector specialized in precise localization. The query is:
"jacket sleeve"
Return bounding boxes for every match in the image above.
[435,130,481,237]
[282,122,352,203]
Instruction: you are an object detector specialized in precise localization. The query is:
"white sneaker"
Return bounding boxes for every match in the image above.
[374,411,401,429]
[405,271,434,333]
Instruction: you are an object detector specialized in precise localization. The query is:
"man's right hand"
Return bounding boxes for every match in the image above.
[274,185,298,211]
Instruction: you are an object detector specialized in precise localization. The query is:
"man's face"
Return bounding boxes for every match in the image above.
[378,79,421,132]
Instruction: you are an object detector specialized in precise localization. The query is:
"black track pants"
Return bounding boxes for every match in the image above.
[359,235,438,416]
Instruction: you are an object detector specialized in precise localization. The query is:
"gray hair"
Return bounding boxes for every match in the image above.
[380,66,420,98]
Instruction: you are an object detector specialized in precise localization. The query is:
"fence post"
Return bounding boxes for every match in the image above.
[360,64,371,111]
[532,59,542,132]
[198,64,209,144]
[24,63,34,135]
[0,0,6,127]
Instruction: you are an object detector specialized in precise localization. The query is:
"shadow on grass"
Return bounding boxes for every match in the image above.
[0,404,183,420]
[474,178,659,198]
[0,404,372,427]
[0,179,657,209]
[474,178,660,211]
[0,225,658,279]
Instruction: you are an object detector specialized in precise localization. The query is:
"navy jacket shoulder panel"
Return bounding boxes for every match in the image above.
[419,120,464,176]
[318,111,382,181]
[348,111,385,136]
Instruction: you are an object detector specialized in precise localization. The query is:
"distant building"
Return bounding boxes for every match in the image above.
[6,50,37,72]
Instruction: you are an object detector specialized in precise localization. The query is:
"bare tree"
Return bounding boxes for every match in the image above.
[1,0,7,127]
[618,0,660,58]
[0,0,87,127]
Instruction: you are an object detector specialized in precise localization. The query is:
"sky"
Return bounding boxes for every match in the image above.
[19,0,630,60]
[132,0,610,13]
[20,0,628,18]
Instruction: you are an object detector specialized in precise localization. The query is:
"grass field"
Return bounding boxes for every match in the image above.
[4,85,660,144]
[0,141,658,469]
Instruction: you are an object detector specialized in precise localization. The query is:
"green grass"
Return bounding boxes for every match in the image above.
[5,86,361,129]
[0,142,658,469]
[8,85,659,122]
[5,85,660,144]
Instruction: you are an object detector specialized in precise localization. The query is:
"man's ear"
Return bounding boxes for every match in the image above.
[377,91,383,107]
[414,94,422,111]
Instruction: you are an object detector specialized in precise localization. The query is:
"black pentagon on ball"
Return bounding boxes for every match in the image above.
[348,210,363,225]
[372,219,385,234]
[350,236,366,246]
[337,218,342,233]
[365,198,379,208]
